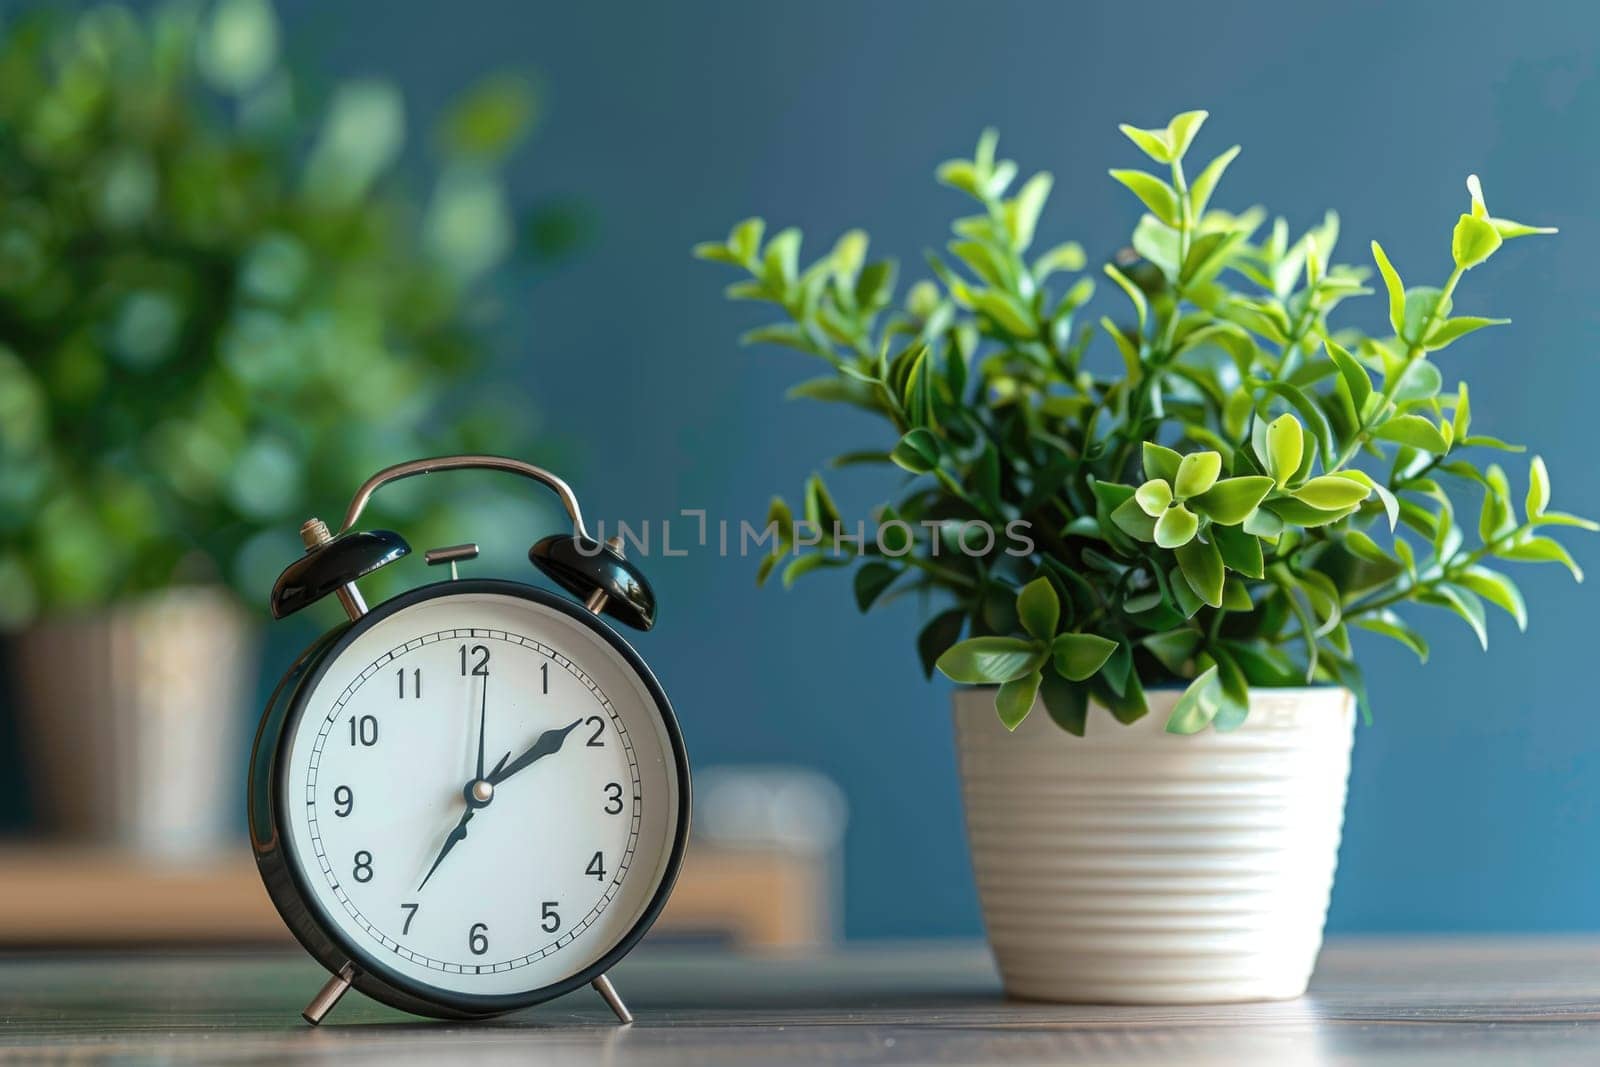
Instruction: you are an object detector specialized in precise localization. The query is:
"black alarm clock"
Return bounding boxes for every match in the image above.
[247,455,691,1025]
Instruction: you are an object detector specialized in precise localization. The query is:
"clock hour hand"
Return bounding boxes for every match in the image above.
[417,808,474,891]
[488,720,581,786]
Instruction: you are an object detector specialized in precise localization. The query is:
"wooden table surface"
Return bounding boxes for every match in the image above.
[3,939,1600,1064]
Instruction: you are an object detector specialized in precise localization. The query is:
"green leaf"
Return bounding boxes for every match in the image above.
[1175,536,1226,608]
[936,636,1047,684]
[1527,456,1550,518]
[1100,640,1134,696]
[1210,649,1251,731]
[1467,173,1489,218]
[1451,213,1503,270]
[1189,145,1240,218]
[1165,666,1222,734]
[1174,451,1222,500]
[1103,263,1148,331]
[1190,476,1273,525]
[1427,582,1489,650]
[1341,470,1399,531]
[1262,496,1359,527]
[1052,632,1119,681]
[804,473,841,533]
[855,260,897,311]
[1017,577,1060,640]
[1353,611,1429,663]
[1325,340,1372,413]
[1143,630,1201,675]
[1263,413,1304,487]
[1401,287,1452,346]
[1370,240,1404,336]
[1479,464,1514,542]
[1006,172,1053,251]
[199,0,280,94]
[1038,672,1088,736]
[1293,475,1372,510]
[1373,414,1449,453]
[936,160,983,198]
[441,72,537,161]
[1257,381,1335,462]
[1461,435,1526,453]
[1343,528,1393,565]
[1498,537,1585,581]
[1097,670,1149,725]
[1213,523,1265,578]
[1142,442,1183,483]
[1033,241,1086,279]
[1135,479,1173,517]
[890,428,941,473]
[972,290,1035,336]
[781,552,839,589]
[1167,565,1204,618]
[1426,316,1509,351]
[1110,496,1159,542]
[1532,511,1600,531]
[1118,122,1173,163]
[1456,566,1527,632]
[853,562,899,613]
[1109,170,1180,226]
[1165,110,1208,160]
[1489,216,1558,239]
[1221,576,1254,611]
[995,670,1042,730]
[728,218,766,266]
[1453,382,1472,441]
[763,228,802,289]
[917,609,966,678]
[1154,504,1200,549]
[1391,359,1443,406]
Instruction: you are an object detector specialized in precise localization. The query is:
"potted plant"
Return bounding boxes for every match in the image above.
[696,110,1594,1002]
[0,0,570,854]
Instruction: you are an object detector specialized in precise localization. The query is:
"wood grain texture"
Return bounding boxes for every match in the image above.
[2,939,1600,1063]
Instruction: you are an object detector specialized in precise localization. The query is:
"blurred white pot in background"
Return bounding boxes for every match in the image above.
[10,586,256,858]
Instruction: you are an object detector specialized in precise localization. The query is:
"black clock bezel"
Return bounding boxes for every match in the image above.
[248,578,692,1020]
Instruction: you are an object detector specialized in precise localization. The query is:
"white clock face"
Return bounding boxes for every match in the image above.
[281,589,684,999]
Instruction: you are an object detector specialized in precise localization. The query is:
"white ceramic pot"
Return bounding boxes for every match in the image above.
[9,585,257,857]
[954,685,1355,1004]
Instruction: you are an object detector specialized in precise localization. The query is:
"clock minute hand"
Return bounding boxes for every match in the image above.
[489,720,581,786]
[474,676,489,782]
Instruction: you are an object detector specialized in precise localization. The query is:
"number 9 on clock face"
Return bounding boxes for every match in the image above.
[260,583,689,1014]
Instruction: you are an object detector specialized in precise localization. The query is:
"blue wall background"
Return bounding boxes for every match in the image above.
[12,0,1600,940]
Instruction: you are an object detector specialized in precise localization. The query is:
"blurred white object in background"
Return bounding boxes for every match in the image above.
[10,586,255,858]
[691,766,848,943]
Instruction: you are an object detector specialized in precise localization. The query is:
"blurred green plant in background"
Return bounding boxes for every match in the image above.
[0,0,577,627]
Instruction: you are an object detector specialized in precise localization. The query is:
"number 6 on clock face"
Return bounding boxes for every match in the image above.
[252,581,689,1017]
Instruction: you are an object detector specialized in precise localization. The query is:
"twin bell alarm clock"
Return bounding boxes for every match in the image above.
[247,455,690,1025]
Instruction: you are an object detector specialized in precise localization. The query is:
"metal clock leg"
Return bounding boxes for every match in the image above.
[302,963,355,1026]
[591,973,633,1024]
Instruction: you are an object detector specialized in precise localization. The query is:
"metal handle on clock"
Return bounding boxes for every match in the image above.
[339,454,591,541]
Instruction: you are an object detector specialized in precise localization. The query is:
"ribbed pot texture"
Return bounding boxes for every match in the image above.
[954,685,1355,1004]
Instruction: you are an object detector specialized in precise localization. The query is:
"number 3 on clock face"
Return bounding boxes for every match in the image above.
[254,581,689,1016]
